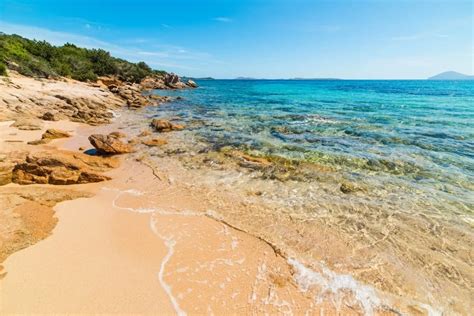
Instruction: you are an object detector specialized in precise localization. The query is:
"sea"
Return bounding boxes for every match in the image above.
[142,79,473,315]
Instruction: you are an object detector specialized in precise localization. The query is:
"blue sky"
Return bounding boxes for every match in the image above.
[0,0,472,79]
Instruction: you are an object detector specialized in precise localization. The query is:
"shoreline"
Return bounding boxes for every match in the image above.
[0,73,467,315]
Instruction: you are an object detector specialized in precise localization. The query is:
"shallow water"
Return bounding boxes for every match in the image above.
[154,80,474,211]
[141,79,474,314]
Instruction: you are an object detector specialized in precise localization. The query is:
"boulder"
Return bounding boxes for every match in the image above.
[88,133,135,154]
[28,129,71,145]
[186,79,198,88]
[12,151,117,185]
[150,119,185,132]
[164,73,180,85]
[142,138,168,147]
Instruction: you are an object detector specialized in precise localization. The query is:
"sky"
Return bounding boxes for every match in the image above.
[0,0,472,79]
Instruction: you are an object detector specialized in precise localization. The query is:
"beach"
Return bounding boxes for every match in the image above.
[0,73,472,315]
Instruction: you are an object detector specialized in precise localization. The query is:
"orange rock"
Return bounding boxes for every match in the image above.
[88,134,135,154]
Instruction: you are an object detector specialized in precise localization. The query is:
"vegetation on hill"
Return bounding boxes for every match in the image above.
[0,33,166,82]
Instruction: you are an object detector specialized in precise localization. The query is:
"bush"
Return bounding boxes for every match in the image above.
[0,62,7,76]
[0,33,166,82]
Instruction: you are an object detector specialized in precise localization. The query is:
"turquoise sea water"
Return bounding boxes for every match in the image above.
[146,79,473,313]
[154,79,474,213]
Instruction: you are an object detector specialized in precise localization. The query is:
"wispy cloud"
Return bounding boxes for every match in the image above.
[391,33,448,41]
[213,17,232,23]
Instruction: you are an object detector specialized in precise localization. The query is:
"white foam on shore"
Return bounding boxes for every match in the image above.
[150,215,187,316]
[288,258,381,315]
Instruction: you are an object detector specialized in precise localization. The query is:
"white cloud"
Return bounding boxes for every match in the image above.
[213,17,232,23]
[391,33,449,41]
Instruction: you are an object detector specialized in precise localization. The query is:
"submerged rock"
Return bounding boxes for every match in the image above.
[340,182,360,194]
[12,151,117,185]
[142,137,168,147]
[151,119,185,132]
[88,133,135,154]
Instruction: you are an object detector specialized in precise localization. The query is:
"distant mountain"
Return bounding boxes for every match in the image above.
[233,77,342,80]
[191,77,215,80]
[428,71,474,80]
[234,77,258,80]
[290,77,341,80]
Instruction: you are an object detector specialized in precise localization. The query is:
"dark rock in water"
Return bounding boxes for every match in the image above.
[340,182,359,194]
[88,133,135,154]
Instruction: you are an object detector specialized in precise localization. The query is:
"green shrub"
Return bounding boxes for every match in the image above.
[0,33,166,82]
[0,62,7,76]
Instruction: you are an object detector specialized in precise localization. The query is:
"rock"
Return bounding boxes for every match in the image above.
[142,138,168,147]
[109,131,127,138]
[151,119,185,132]
[88,134,135,154]
[138,130,152,137]
[12,151,117,185]
[41,111,59,121]
[164,73,180,85]
[340,182,359,194]
[141,76,167,90]
[97,76,123,87]
[28,129,71,145]
[186,79,198,88]
[11,118,43,130]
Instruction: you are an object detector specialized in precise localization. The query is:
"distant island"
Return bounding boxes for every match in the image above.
[428,71,474,80]
[233,77,341,80]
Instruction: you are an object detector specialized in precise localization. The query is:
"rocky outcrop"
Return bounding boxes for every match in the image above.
[108,83,150,108]
[140,76,167,90]
[27,129,71,145]
[88,133,135,154]
[0,74,124,126]
[150,119,185,132]
[12,151,118,185]
[164,73,180,86]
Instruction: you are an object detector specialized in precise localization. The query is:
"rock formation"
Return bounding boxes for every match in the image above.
[88,133,135,154]
[28,129,71,145]
[12,151,118,185]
